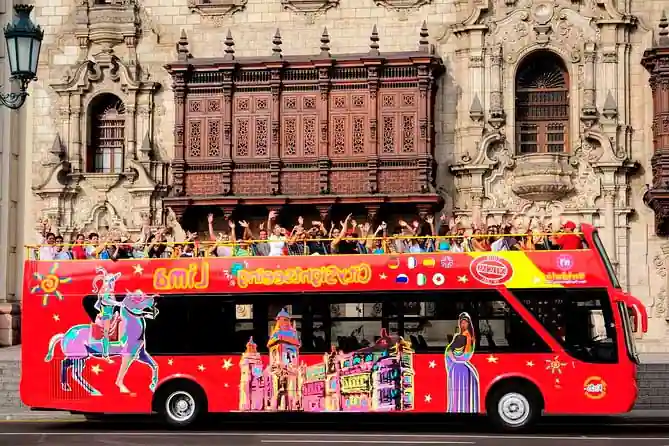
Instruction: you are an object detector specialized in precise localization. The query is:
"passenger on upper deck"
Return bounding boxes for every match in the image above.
[30,208,584,260]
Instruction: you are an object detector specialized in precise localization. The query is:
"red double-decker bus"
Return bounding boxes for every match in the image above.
[21,224,647,430]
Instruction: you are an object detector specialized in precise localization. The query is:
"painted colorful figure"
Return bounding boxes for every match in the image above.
[445,311,480,413]
[91,267,121,361]
[44,274,160,396]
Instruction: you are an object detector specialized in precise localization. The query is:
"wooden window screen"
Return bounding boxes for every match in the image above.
[90,94,126,174]
[515,54,569,154]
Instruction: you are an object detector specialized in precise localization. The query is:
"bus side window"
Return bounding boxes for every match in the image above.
[510,288,618,364]
[405,290,551,354]
[145,294,240,355]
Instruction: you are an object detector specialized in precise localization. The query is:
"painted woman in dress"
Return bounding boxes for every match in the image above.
[445,312,480,413]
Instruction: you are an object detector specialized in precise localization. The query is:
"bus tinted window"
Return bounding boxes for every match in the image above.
[591,230,621,289]
[146,291,550,355]
[510,288,618,364]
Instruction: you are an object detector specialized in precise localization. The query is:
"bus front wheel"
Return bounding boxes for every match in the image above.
[487,386,540,431]
[156,382,207,428]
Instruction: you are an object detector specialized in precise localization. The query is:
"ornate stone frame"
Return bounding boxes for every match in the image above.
[187,0,248,21]
[280,0,340,15]
[50,53,160,179]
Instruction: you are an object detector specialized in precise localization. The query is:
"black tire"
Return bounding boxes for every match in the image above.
[159,384,206,428]
[486,385,540,431]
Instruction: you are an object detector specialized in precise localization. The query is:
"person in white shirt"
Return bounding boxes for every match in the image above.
[268,224,287,256]
[36,218,57,261]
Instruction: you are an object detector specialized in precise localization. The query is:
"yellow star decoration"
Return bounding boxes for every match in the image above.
[457,275,468,283]
[198,364,206,372]
[90,364,103,375]
[222,358,233,370]
[167,358,174,366]
[424,394,432,403]
[545,356,567,375]
[379,273,387,280]
[52,314,60,322]
[487,354,499,364]
[526,360,535,367]
[133,264,144,275]
[31,263,72,307]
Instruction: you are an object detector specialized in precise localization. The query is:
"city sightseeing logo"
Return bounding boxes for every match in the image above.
[583,376,607,400]
[556,254,574,272]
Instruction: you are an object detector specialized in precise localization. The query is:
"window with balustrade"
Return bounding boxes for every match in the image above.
[515,51,570,154]
[88,93,126,174]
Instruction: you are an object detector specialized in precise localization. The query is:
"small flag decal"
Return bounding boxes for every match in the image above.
[407,257,418,269]
[423,258,436,267]
[388,257,401,270]
[417,274,427,286]
[396,274,409,284]
[432,273,445,286]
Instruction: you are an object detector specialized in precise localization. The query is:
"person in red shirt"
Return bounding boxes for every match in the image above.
[552,220,583,250]
[71,233,87,260]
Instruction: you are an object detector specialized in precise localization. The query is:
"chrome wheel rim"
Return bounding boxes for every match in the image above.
[498,392,530,427]
[165,391,195,422]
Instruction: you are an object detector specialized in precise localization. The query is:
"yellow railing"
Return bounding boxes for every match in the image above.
[25,232,585,260]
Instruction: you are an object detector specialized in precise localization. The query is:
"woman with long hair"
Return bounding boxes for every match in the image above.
[445,312,480,413]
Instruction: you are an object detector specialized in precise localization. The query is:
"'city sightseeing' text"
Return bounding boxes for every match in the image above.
[237,263,372,289]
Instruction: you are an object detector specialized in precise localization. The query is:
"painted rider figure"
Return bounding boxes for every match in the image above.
[92,269,122,362]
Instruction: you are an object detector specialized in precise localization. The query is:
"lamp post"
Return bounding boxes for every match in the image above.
[1,5,43,110]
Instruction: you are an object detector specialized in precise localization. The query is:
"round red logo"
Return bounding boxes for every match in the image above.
[469,256,513,286]
[583,376,607,399]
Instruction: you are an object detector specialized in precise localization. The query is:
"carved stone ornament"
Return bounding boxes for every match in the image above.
[188,0,248,21]
[281,0,339,14]
[511,153,574,201]
[486,3,599,65]
[85,173,123,192]
[74,0,140,51]
[374,0,432,11]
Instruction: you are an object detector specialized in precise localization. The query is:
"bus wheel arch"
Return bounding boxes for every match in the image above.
[485,377,544,431]
[152,378,208,428]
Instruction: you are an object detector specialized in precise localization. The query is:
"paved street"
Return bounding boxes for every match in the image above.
[1,416,669,445]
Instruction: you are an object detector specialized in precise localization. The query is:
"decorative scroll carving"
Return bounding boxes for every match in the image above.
[188,0,248,23]
[374,0,432,11]
[281,0,339,15]
[164,27,443,211]
[74,0,141,65]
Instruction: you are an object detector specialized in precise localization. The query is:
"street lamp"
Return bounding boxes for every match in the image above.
[1,5,43,110]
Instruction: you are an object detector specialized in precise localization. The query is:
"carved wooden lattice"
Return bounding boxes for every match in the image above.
[165,34,443,204]
[89,93,126,174]
[515,52,570,154]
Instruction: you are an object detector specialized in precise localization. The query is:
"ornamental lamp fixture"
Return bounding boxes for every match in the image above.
[2,4,43,110]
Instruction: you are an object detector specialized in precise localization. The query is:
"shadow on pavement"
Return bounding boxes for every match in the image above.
[25,413,669,436]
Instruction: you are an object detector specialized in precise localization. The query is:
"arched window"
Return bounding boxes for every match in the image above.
[515,52,569,154]
[88,93,126,174]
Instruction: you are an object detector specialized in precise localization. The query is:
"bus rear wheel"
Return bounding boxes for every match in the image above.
[157,384,206,428]
[487,387,540,431]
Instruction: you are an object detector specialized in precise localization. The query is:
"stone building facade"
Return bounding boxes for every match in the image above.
[6,0,669,349]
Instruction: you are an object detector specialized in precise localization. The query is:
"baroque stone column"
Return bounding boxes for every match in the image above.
[642,16,669,236]
[581,42,597,126]
[488,45,504,128]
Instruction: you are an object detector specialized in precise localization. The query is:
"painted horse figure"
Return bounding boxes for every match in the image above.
[44,287,160,396]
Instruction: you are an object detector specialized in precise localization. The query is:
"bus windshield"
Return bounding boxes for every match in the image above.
[591,230,621,289]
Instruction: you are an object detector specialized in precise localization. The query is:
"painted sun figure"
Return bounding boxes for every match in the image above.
[545,356,567,374]
[31,263,72,307]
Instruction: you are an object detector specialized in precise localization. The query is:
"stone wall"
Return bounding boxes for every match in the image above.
[15,0,669,350]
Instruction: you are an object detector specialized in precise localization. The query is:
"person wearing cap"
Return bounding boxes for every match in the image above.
[552,220,582,250]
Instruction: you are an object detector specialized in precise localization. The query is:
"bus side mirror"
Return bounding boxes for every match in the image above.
[629,304,648,336]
